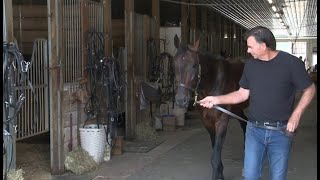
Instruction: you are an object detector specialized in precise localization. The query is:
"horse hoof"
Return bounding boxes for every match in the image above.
[217,175,224,180]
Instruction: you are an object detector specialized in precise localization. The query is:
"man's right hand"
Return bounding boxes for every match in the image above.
[198,96,218,108]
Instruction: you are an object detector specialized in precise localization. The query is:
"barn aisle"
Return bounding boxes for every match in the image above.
[119,91,317,180]
[23,90,316,180]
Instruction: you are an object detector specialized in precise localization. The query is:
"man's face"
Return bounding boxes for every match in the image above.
[246,36,265,59]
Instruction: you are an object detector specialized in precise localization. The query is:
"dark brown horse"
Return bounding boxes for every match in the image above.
[173,35,248,180]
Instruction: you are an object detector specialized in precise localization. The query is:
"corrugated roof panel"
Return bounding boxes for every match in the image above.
[198,0,317,39]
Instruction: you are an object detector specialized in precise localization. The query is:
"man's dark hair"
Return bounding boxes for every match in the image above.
[244,26,276,50]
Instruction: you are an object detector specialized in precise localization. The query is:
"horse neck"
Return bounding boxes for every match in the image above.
[198,54,227,98]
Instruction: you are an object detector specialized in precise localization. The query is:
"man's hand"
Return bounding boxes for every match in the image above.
[198,96,219,108]
[286,111,301,133]
[286,83,316,133]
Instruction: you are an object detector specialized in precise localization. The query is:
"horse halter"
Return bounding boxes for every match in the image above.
[176,48,202,106]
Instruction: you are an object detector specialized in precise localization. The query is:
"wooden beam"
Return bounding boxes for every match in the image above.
[221,16,226,51]
[152,0,160,55]
[240,27,246,56]
[143,15,150,79]
[81,1,89,81]
[180,0,189,44]
[48,0,64,174]
[216,13,222,53]
[201,7,207,50]
[201,7,207,31]
[190,0,196,43]
[231,22,235,57]
[103,0,112,56]
[12,5,47,18]
[4,0,14,42]
[125,0,135,140]
[207,10,213,52]
[227,19,231,54]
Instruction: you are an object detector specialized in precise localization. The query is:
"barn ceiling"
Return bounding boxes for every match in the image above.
[161,0,317,39]
[198,0,317,39]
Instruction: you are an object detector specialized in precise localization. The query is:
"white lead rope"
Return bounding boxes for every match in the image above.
[195,101,248,123]
[194,101,296,137]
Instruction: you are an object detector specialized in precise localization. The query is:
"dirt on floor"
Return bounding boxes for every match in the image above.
[11,91,317,180]
[15,133,51,180]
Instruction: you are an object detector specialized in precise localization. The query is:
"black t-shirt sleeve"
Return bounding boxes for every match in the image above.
[290,56,313,90]
[239,60,250,89]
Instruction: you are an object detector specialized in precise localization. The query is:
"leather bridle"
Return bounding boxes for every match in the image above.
[175,47,201,106]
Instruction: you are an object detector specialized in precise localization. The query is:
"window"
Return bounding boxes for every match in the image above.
[276,42,292,54]
[292,41,307,61]
[312,53,317,66]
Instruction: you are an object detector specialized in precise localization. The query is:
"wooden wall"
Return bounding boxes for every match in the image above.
[112,19,125,50]
[13,5,48,55]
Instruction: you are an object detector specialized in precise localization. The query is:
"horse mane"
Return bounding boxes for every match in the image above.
[196,50,245,97]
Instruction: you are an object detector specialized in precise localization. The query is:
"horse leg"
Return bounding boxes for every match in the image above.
[210,117,228,180]
[208,131,223,180]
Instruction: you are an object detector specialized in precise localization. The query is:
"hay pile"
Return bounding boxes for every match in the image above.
[64,148,98,175]
[136,120,160,142]
[7,169,24,180]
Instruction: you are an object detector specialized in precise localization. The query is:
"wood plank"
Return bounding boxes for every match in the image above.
[152,0,160,54]
[13,5,47,18]
[201,7,207,50]
[13,17,48,30]
[112,20,125,47]
[180,0,189,44]
[190,0,196,43]
[143,15,150,79]
[125,0,135,140]
[14,30,48,43]
[103,0,112,56]
[201,7,207,32]
[81,1,89,82]
[48,0,64,175]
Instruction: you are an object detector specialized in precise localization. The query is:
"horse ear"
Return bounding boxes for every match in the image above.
[194,39,200,51]
[174,34,180,49]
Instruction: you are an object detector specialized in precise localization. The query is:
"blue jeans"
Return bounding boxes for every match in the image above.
[243,122,294,180]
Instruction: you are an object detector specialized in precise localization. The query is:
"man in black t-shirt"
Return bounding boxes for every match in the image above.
[198,26,315,180]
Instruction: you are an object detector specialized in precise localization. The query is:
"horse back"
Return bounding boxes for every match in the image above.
[227,60,249,110]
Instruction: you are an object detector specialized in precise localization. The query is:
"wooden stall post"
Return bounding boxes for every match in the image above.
[103,0,112,56]
[152,0,160,55]
[125,0,136,140]
[180,0,189,44]
[190,0,196,43]
[48,0,64,174]
[228,20,232,57]
[143,15,150,79]
[81,1,89,81]
[201,6,207,50]
[207,10,213,52]
[220,16,226,52]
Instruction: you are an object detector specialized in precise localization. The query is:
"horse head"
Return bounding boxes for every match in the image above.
[173,35,201,108]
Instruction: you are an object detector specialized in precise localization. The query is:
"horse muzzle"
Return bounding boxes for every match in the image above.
[175,92,190,108]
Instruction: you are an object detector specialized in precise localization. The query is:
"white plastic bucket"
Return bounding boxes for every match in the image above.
[79,124,106,163]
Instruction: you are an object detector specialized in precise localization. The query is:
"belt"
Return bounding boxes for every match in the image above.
[251,121,287,131]
[251,121,295,137]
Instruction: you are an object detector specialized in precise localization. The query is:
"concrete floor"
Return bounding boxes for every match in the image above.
[15,90,317,180]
